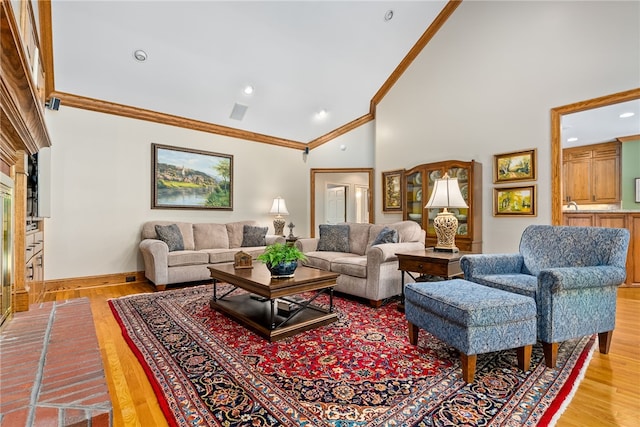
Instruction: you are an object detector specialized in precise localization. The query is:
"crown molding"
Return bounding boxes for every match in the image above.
[52,91,308,150]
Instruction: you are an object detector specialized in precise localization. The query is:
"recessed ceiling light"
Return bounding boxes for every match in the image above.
[243,85,254,95]
[567,137,578,142]
[619,112,635,118]
[315,109,328,119]
[384,10,394,21]
[133,49,147,62]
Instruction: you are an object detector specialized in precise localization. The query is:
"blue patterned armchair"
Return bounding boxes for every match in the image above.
[460,225,630,368]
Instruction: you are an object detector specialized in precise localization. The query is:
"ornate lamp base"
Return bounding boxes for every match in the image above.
[273,217,286,236]
[433,209,459,253]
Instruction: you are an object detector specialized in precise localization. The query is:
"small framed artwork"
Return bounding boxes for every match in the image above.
[636,178,640,203]
[152,143,233,210]
[382,169,404,212]
[493,149,537,183]
[494,185,537,216]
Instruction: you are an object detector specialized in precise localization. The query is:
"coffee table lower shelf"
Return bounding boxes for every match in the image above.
[210,294,338,342]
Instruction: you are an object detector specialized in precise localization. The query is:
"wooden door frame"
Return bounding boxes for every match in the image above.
[310,168,374,237]
[550,88,640,225]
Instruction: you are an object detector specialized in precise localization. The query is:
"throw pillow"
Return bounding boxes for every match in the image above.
[317,224,350,252]
[241,225,268,247]
[155,224,184,252]
[372,226,398,245]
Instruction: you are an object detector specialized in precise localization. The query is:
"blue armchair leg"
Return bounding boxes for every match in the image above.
[543,342,558,368]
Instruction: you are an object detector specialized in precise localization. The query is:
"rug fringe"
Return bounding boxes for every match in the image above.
[546,336,596,427]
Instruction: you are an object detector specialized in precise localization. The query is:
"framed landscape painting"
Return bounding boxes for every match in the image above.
[382,169,404,212]
[494,185,536,216]
[493,149,536,183]
[152,144,233,210]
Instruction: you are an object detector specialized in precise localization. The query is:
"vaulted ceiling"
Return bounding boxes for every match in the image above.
[48,0,451,148]
[45,1,638,150]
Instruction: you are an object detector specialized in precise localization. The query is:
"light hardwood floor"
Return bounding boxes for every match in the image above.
[44,284,640,427]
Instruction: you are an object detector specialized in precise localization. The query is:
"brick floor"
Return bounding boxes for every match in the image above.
[0,299,112,426]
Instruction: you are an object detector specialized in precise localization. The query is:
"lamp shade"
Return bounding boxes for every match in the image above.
[269,197,289,216]
[425,175,468,209]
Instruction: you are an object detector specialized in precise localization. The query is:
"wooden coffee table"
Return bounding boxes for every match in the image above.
[208,262,339,341]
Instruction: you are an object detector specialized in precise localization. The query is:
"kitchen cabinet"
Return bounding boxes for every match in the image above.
[404,160,482,252]
[563,141,620,205]
[563,211,639,286]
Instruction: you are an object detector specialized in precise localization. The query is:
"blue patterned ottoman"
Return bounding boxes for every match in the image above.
[405,279,536,383]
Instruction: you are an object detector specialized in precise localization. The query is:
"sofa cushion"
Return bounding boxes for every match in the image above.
[193,223,229,250]
[226,221,258,248]
[303,251,357,271]
[167,250,209,267]
[344,223,373,255]
[372,226,399,245]
[331,255,367,278]
[142,221,195,250]
[202,247,266,264]
[241,225,268,247]
[317,224,350,252]
[155,224,184,252]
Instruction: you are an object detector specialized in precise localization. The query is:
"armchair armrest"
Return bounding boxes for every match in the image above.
[460,253,524,278]
[538,266,628,292]
[295,238,319,253]
[139,238,169,285]
[367,242,426,265]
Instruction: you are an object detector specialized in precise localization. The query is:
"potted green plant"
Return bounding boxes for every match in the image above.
[257,243,307,278]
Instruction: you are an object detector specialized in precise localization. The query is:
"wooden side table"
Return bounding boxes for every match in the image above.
[396,248,475,312]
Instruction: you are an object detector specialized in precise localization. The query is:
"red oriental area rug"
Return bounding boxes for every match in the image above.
[109,284,594,427]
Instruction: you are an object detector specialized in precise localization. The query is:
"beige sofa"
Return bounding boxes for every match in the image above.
[295,221,426,306]
[139,220,284,290]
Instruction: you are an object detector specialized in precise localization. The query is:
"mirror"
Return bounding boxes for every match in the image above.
[310,168,374,237]
[550,88,640,224]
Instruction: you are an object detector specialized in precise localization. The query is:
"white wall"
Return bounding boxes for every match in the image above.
[44,107,308,280]
[376,0,640,253]
[307,121,375,169]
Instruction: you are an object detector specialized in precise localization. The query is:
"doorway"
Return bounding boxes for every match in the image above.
[310,168,374,237]
[325,185,347,224]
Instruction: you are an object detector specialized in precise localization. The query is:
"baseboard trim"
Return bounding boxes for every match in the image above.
[45,271,148,292]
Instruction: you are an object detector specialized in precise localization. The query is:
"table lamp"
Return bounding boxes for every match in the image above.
[269,196,289,236]
[424,173,468,252]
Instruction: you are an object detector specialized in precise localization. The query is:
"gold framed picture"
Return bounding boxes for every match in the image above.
[493,149,536,183]
[152,143,233,210]
[494,185,537,216]
[382,169,404,212]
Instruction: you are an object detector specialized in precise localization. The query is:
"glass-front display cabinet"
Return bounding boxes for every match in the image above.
[404,160,482,252]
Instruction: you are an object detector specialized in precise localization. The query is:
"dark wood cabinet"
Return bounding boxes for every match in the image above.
[404,160,482,252]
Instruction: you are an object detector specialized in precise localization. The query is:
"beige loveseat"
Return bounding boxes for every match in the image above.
[295,221,426,306]
[139,220,284,290]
